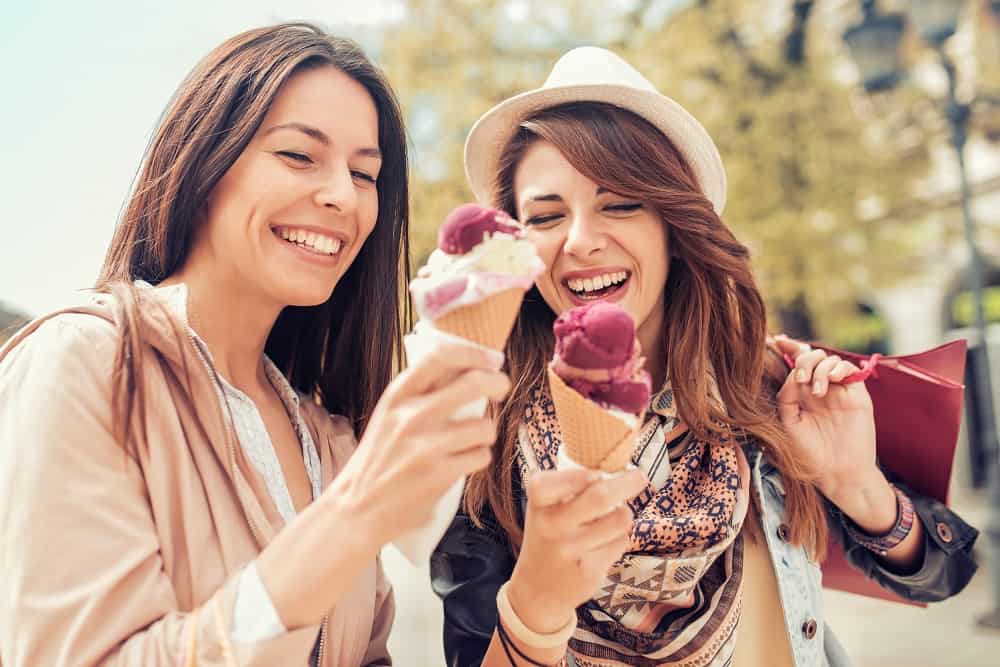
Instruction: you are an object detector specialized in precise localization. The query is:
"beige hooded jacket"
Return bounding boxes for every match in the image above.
[0,291,393,666]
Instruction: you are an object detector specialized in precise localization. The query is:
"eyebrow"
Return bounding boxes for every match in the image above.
[524,186,611,203]
[263,122,381,158]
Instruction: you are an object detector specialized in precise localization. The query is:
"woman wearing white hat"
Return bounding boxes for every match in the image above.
[431,47,978,667]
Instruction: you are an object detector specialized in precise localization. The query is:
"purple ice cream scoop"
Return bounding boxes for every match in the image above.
[437,203,521,255]
[551,302,652,414]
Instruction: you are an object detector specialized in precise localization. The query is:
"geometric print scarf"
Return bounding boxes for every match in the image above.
[516,380,751,667]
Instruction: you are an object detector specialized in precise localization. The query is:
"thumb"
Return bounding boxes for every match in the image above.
[776,372,803,425]
[527,468,598,508]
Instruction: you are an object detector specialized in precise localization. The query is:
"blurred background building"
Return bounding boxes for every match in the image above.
[4,0,1000,664]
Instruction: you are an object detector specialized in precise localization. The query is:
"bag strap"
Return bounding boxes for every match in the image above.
[779,350,883,384]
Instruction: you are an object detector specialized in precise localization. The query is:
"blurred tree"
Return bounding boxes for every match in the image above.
[381,0,934,340]
[973,1,1000,141]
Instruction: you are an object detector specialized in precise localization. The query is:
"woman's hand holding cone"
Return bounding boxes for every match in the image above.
[506,467,647,634]
[329,342,510,546]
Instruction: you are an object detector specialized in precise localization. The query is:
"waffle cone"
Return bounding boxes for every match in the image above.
[432,288,525,351]
[547,367,639,472]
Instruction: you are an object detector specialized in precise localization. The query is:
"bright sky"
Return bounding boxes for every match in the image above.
[1,0,404,316]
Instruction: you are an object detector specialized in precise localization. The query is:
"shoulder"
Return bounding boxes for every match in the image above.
[1,308,120,381]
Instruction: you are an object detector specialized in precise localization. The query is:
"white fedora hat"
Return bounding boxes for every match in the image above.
[464,46,727,214]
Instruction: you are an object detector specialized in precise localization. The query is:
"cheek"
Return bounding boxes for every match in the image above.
[209,158,283,233]
[359,192,379,240]
[527,234,565,311]
[526,230,560,269]
[638,225,671,299]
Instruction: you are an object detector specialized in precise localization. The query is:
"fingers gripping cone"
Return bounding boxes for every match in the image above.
[398,203,543,565]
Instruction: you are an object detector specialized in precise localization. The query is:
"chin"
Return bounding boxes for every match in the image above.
[278,284,337,309]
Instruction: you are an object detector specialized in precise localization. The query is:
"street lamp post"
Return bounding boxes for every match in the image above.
[844,0,1000,629]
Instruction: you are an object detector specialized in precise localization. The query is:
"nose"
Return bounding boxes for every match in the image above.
[313,162,357,215]
[563,210,606,258]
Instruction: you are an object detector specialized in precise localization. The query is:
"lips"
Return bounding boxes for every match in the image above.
[562,268,631,304]
[272,225,344,256]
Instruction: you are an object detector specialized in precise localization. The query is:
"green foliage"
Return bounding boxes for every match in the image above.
[381,0,936,340]
[829,309,890,353]
[950,287,1000,327]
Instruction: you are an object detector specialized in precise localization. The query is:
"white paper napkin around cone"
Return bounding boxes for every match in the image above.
[392,320,501,565]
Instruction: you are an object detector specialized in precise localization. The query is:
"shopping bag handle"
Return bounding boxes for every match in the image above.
[781,352,883,384]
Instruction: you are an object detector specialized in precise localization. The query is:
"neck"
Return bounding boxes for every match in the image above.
[160,263,281,392]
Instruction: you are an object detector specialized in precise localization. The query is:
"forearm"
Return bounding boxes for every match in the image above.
[256,482,382,630]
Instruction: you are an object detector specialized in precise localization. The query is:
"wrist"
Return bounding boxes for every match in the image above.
[324,468,391,545]
[826,468,897,535]
[841,484,916,557]
[258,487,381,629]
[507,572,576,636]
[497,580,575,663]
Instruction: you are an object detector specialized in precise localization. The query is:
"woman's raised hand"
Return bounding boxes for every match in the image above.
[331,342,511,545]
[506,467,647,634]
[772,335,879,504]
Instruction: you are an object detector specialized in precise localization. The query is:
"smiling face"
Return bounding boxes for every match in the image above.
[513,139,670,354]
[194,65,381,308]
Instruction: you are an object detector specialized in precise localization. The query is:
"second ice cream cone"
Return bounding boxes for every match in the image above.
[433,287,524,352]
[547,367,639,472]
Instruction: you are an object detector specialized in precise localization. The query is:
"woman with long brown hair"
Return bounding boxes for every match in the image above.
[0,23,507,666]
[432,47,978,667]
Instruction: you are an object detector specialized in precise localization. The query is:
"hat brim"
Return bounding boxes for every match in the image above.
[464,83,727,214]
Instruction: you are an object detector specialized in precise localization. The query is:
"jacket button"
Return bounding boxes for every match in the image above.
[936,522,953,544]
[776,524,791,542]
[802,618,818,639]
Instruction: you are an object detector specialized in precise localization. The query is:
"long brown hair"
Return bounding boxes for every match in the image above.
[465,102,828,559]
[96,23,411,446]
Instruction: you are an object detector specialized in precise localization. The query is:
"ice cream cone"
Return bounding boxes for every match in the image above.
[547,367,639,472]
[432,287,525,352]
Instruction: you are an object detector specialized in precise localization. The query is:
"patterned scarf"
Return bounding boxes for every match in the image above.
[517,380,751,667]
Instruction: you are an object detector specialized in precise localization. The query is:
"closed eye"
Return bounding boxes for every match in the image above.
[524,213,563,226]
[276,150,313,165]
[352,170,377,184]
[605,203,642,213]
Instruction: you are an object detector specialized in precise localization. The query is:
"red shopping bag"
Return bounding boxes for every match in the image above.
[792,340,968,605]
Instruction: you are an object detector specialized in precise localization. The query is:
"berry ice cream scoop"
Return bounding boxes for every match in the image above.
[551,302,652,414]
[547,302,652,471]
[438,203,523,254]
[409,203,543,351]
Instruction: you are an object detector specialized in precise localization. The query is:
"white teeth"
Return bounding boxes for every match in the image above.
[275,227,342,255]
[567,272,628,294]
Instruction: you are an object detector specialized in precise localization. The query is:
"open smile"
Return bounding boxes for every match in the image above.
[271,225,345,256]
[562,269,630,304]
[271,225,347,266]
